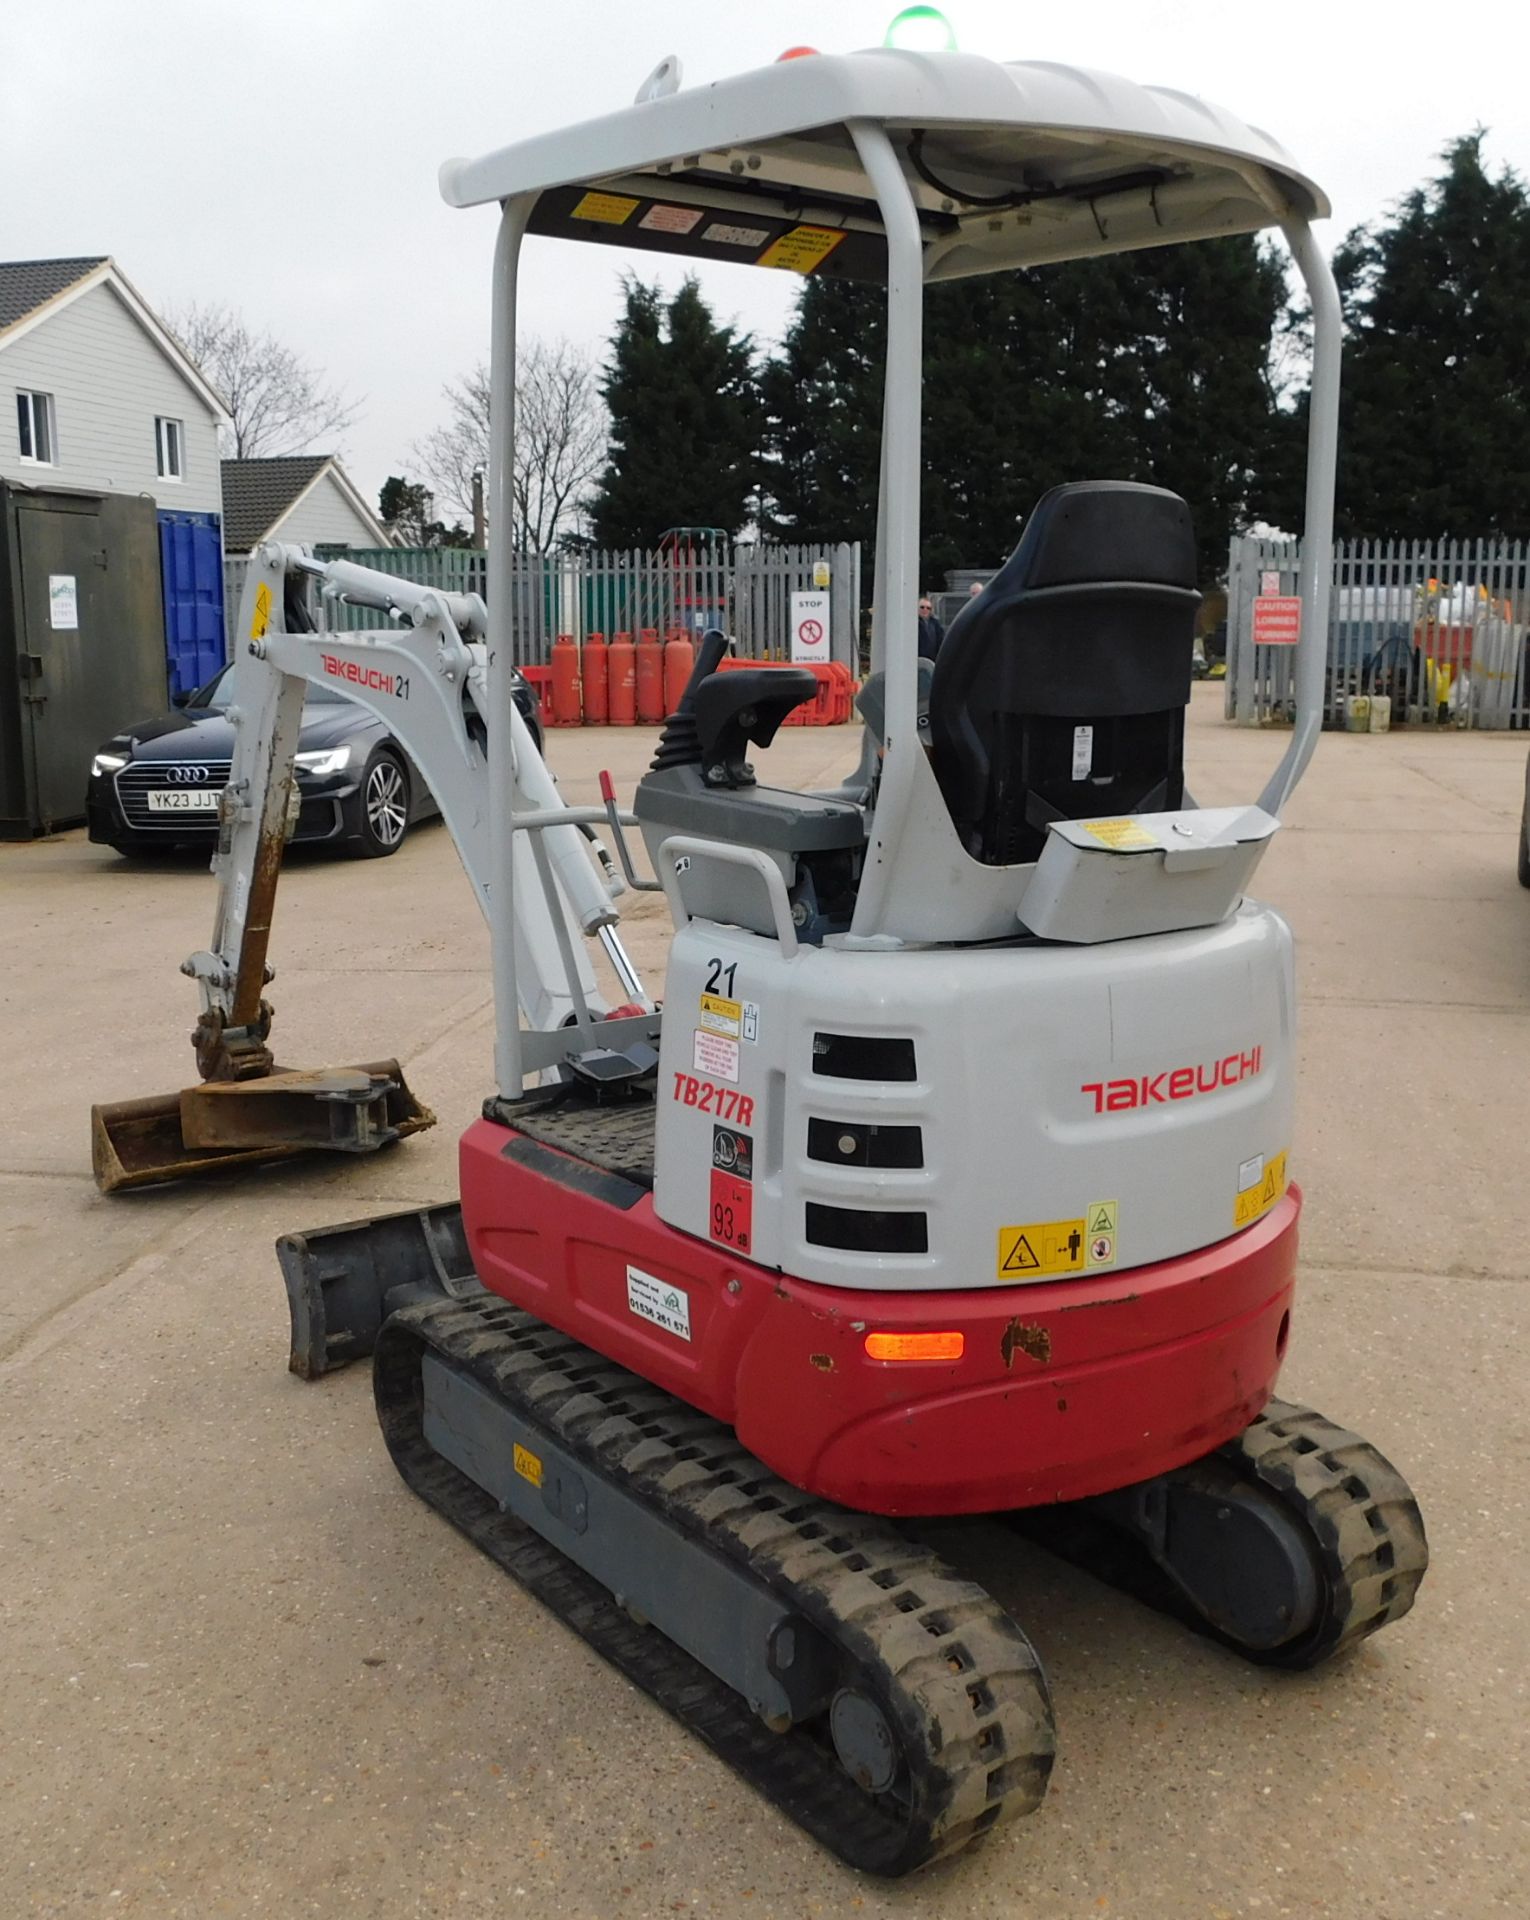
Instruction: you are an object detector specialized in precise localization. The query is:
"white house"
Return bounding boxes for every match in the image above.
[220,455,390,554]
[0,257,228,510]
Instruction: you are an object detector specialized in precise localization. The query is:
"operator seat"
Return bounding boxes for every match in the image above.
[928,481,1200,866]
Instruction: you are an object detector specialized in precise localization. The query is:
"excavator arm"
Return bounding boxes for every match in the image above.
[92,544,651,1191]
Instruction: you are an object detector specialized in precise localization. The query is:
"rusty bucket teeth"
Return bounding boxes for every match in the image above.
[90,1060,435,1194]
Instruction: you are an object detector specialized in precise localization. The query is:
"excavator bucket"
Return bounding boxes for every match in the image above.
[90,1061,435,1194]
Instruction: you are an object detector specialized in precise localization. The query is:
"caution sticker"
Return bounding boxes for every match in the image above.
[252,580,271,639]
[1085,1200,1118,1269]
[1079,817,1156,851]
[639,203,703,234]
[997,1218,1086,1280]
[757,225,846,273]
[1234,1150,1288,1229]
[512,1442,543,1488]
[571,190,639,225]
[699,992,741,1037]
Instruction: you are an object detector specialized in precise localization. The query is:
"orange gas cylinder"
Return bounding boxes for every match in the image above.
[582,632,609,724]
[635,628,665,724]
[549,634,581,727]
[607,633,637,726]
[663,629,694,715]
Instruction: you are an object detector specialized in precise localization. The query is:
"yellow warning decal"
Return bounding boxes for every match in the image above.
[252,580,271,639]
[997,1218,1086,1280]
[698,992,741,1037]
[1079,817,1156,851]
[757,225,846,273]
[1234,1151,1288,1229]
[512,1442,543,1488]
[1085,1199,1118,1269]
[571,190,639,225]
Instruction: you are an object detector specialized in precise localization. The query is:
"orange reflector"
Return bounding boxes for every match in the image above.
[864,1330,964,1362]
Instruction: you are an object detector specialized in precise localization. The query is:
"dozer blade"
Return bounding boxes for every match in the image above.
[90,1060,435,1194]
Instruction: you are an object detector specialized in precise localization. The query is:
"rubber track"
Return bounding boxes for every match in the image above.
[1017,1397,1429,1670]
[373,1290,1055,1876]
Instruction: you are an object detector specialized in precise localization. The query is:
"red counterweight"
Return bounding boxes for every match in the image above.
[458,1115,1301,1518]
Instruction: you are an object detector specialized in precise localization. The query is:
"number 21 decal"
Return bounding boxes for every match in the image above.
[705,957,738,997]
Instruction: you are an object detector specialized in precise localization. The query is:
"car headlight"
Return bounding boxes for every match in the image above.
[294,747,351,777]
[91,751,129,777]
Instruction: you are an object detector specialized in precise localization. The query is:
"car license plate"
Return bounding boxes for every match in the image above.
[146,789,219,812]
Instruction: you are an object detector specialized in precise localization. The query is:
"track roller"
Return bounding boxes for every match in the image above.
[372,1289,1055,1875]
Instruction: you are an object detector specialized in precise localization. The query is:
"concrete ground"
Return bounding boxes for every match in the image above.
[1,687,1526,1919]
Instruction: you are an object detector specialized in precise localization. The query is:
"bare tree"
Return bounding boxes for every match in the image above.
[167,302,358,458]
[415,338,606,551]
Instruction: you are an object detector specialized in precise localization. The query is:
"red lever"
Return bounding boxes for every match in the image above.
[598,769,616,804]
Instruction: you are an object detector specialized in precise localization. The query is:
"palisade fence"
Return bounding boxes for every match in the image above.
[224,541,861,673]
[1226,534,1530,729]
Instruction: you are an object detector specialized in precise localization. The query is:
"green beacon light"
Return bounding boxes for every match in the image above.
[884,5,958,50]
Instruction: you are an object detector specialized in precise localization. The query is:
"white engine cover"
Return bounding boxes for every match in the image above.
[654,903,1295,1292]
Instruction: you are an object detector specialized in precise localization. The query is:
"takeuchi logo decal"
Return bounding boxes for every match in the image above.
[1082,1048,1263,1113]
[321,651,396,695]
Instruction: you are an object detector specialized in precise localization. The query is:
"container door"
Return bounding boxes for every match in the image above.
[158,511,227,696]
[17,494,168,831]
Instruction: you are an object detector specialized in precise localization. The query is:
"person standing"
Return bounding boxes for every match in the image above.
[917,595,945,661]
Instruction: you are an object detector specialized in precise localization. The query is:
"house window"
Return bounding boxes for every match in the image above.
[16,390,55,464]
[155,415,184,481]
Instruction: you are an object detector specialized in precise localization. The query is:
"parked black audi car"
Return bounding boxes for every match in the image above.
[87,662,541,859]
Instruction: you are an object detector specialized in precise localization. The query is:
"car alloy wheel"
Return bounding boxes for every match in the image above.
[355,752,410,856]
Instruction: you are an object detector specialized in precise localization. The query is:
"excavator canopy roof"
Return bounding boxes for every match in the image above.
[440,49,1326,282]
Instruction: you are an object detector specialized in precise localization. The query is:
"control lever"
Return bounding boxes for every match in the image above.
[598,769,662,891]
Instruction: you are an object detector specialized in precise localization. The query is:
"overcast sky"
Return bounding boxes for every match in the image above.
[4,0,1527,512]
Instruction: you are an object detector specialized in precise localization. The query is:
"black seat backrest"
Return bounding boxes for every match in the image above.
[927,481,1200,866]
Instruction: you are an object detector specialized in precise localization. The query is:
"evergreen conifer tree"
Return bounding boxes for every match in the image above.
[588,278,760,547]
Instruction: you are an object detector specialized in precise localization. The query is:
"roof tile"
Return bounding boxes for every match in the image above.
[220,456,330,551]
[0,257,109,335]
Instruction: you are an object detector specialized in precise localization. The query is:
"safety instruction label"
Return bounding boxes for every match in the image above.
[627,1265,692,1342]
[1234,1150,1288,1228]
[1085,1200,1118,1269]
[757,225,846,273]
[699,992,741,1037]
[1071,725,1094,782]
[640,203,703,234]
[1079,817,1156,851]
[997,1218,1086,1279]
[704,222,771,248]
[741,1000,760,1043]
[512,1442,543,1488]
[693,1027,739,1083]
[252,580,272,639]
[571,190,639,225]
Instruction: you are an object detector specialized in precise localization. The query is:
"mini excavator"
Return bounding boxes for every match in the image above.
[97,38,1427,1876]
